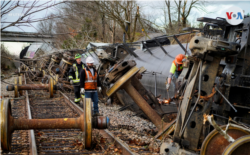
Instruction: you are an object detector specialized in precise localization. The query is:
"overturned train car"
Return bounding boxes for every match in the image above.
[99,16,250,154]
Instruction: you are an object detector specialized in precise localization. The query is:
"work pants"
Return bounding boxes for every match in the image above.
[85,91,99,113]
[73,83,81,103]
[174,71,182,79]
[172,71,182,97]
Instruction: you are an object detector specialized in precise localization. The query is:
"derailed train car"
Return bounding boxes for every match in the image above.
[91,33,183,117]
[98,16,250,154]
[16,14,250,154]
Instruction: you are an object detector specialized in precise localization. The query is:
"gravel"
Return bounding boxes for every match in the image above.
[99,103,156,132]
[99,103,162,154]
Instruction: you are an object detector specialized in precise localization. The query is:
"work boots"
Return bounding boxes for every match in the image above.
[75,102,80,106]
[93,112,102,117]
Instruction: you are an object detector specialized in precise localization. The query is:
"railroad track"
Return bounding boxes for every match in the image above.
[1,74,159,154]
[4,99,30,155]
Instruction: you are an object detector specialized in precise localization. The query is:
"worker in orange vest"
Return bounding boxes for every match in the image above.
[166,54,187,90]
[80,56,102,116]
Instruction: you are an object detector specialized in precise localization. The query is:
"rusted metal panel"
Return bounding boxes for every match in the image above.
[183,57,222,150]
[123,79,163,129]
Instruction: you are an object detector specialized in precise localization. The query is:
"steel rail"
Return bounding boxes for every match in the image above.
[59,90,83,114]
[101,130,139,155]
[23,74,38,155]
[59,90,136,155]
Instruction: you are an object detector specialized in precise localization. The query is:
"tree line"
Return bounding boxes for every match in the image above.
[1,0,207,49]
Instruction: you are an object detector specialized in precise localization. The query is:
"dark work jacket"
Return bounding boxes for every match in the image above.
[68,62,86,82]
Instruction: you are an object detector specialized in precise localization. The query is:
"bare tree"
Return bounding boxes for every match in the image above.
[47,2,99,49]
[180,0,207,27]
[37,14,55,34]
[175,0,182,33]
[161,0,207,34]
[80,1,141,42]
[101,14,106,42]
[1,0,64,32]
[109,20,117,44]
[36,1,158,47]
[165,0,173,31]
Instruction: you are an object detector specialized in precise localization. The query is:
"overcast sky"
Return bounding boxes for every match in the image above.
[139,1,250,27]
[1,0,59,55]
[2,0,250,32]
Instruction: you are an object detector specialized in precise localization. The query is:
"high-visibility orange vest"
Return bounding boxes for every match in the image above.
[172,60,183,72]
[84,68,97,90]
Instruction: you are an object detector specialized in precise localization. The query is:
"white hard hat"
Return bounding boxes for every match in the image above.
[86,56,94,63]
[96,49,108,59]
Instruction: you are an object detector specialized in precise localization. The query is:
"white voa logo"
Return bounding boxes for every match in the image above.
[225,6,244,25]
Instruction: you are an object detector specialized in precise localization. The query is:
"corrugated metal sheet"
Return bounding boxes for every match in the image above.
[124,43,190,99]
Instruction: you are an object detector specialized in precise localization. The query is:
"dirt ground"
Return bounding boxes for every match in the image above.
[1,74,17,99]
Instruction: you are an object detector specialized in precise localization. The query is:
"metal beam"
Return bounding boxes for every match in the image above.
[173,35,189,55]
[1,31,54,42]
[123,43,139,57]
[1,37,54,43]
[154,38,168,54]
[141,41,153,55]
